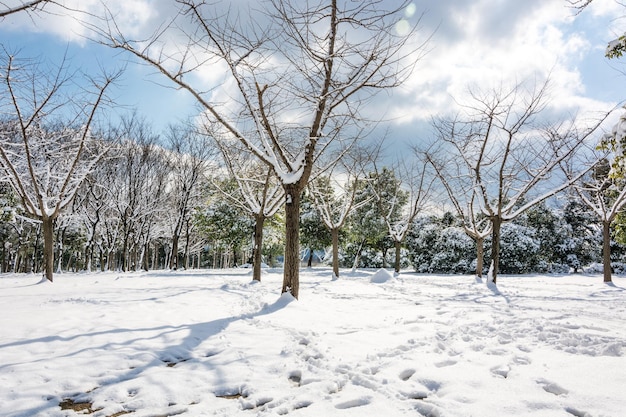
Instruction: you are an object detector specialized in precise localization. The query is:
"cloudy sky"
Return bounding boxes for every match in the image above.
[0,0,624,148]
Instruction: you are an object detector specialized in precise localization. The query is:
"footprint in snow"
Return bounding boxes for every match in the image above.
[434,359,457,368]
[490,364,510,378]
[564,406,593,417]
[288,370,302,386]
[335,396,371,409]
[399,368,415,381]
[537,378,569,396]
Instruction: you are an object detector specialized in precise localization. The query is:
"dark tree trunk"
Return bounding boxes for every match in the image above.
[252,214,265,281]
[99,248,105,272]
[143,241,150,271]
[307,248,313,268]
[381,246,387,268]
[603,220,612,283]
[476,236,484,277]
[394,240,401,273]
[490,216,502,284]
[122,237,128,272]
[170,234,179,270]
[42,216,54,282]
[282,184,301,298]
[331,227,339,278]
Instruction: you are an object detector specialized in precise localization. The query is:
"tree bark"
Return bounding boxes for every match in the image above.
[142,241,150,271]
[476,236,484,278]
[331,227,339,278]
[252,213,265,281]
[490,216,502,284]
[352,238,365,271]
[476,238,485,277]
[282,184,301,298]
[170,234,179,270]
[42,216,54,282]
[603,220,612,283]
[394,240,401,274]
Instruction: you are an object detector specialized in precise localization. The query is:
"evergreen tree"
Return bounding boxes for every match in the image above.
[300,191,332,267]
[348,168,406,269]
[195,180,255,267]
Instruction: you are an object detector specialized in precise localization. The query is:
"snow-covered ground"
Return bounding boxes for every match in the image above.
[0,268,624,417]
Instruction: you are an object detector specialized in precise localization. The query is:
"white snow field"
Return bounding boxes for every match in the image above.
[0,268,625,417]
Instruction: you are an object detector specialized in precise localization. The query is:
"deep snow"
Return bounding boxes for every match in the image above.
[0,268,624,417]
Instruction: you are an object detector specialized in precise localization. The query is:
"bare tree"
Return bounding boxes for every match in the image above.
[91,0,426,298]
[0,51,117,281]
[212,139,284,282]
[110,117,170,272]
[370,157,434,274]
[431,79,610,284]
[564,109,626,283]
[307,149,372,279]
[164,123,215,270]
[424,145,492,278]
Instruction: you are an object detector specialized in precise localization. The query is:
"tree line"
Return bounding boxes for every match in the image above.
[1,0,625,297]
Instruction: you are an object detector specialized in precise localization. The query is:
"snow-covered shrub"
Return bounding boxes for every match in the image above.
[406,220,475,274]
[493,223,540,274]
[611,262,626,275]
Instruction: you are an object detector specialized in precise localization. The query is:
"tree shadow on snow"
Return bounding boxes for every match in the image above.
[1,288,296,416]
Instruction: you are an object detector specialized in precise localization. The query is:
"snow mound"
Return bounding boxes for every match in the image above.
[370,268,394,283]
[260,291,297,314]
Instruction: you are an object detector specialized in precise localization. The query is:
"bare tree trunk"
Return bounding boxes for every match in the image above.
[184,220,191,269]
[253,214,265,281]
[331,227,339,278]
[170,235,179,270]
[99,248,105,272]
[490,216,502,284]
[307,248,313,268]
[476,236,485,278]
[352,238,366,271]
[603,220,612,283]
[143,241,150,271]
[394,240,401,273]
[381,247,387,268]
[42,216,54,282]
[282,185,301,298]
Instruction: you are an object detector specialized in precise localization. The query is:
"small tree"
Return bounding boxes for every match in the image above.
[425,148,492,277]
[348,168,404,270]
[372,158,434,274]
[0,52,118,281]
[164,124,215,270]
[211,141,284,281]
[566,110,626,282]
[308,148,372,278]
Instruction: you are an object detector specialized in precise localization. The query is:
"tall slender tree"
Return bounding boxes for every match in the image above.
[164,124,215,270]
[565,110,626,282]
[212,141,284,281]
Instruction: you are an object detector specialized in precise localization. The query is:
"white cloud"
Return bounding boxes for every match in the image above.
[383,0,615,125]
[1,0,159,44]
